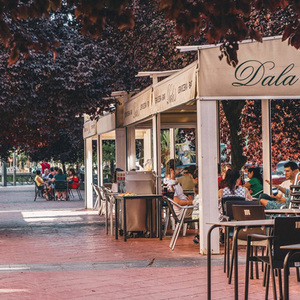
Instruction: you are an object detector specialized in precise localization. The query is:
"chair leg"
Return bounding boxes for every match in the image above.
[245,236,252,300]
[224,228,227,274]
[182,223,188,236]
[255,246,259,279]
[278,269,283,300]
[77,189,83,201]
[265,265,270,300]
[169,209,187,250]
[163,208,170,236]
[297,267,300,282]
[250,246,254,280]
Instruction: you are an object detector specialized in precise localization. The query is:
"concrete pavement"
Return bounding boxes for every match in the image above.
[0,186,299,299]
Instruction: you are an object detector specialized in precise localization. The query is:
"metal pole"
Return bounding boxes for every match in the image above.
[2,161,7,186]
[13,152,16,186]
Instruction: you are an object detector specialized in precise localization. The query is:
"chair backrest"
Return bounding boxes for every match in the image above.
[54,180,68,191]
[273,216,300,262]
[163,196,180,224]
[221,196,246,220]
[232,204,265,221]
[232,204,266,240]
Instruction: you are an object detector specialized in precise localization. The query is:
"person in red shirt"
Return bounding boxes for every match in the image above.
[41,159,50,175]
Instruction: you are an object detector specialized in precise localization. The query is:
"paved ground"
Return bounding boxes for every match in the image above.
[0,185,299,299]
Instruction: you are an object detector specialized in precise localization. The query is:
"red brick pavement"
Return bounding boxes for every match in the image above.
[0,186,299,299]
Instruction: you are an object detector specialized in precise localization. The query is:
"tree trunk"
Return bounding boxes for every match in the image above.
[222,100,247,171]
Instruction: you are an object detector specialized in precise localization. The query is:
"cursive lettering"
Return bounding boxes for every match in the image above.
[232,60,299,87]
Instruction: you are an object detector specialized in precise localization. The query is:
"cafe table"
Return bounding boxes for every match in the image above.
[207,219,274,300]
[265,208,300,215]
[281,243,300,300]
[113,194,163,242]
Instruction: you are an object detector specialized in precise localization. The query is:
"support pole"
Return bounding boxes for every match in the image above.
[2,161,7,187]
[261,99,272,194]
[85,137,94,209]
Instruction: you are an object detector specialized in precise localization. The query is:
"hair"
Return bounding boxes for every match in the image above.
[284,161,299,171]
[50,167,54,172]
[224,169,240,193]
[57,168,63,175]
[188,164,196,175]
[248,167,263,184]
[36,170,41,175]
[165,159,175,176]
[54,166,59,171]
[69,168,76,176]
[182,167,189,174]
[193,168,198,179]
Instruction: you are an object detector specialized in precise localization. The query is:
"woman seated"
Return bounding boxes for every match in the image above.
[34,170,52,200]
[243,167,263,198]
[67,168,79,190]
[54,168,67,200]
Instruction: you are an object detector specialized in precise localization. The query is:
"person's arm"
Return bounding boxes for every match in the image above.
[245,187,252,201]
[173,195,193,206]
[243,181,251,190]
[36,176,45,185]
[218,189,223,199]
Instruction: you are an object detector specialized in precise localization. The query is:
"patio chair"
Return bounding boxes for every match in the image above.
[245,216,300,300]
[92,184,105,215]
[220,196,246,275]
[54,180,69,201]
[229,204,266,282]
[101,186,115,235]
[289,171,300,208]
[163,196,198,251]
[69,184,83,201]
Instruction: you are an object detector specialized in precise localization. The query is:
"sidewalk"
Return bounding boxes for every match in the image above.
[0,186,299,299]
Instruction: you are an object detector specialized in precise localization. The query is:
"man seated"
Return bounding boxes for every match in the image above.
[259,161,299,209]
[176,167,194,192]
[35,170,52,200]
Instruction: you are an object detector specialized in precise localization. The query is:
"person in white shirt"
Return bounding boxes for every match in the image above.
[259,161,299,208]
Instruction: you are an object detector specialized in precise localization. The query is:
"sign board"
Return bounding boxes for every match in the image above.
[97,113,116,135]
[153,61,197,113]
[83,120,97,139]
[199,37,300,99]
[124,86,152,126]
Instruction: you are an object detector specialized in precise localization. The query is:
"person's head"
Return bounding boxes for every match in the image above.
[224,169,241,193]
[57,168,63,175]
[221,164,231,179]
[36,170,41,176]
[284,161,299,181]
[182,167,190,176]
[44,168,49,175]
[69,168,76,176]
[192,168,198,185]
[165,159,175,178]
[248,167,263,184]
[54,166,59,173]
[50,167,55,174]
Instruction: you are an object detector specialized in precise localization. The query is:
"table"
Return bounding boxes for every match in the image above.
[207,219,274,300]
[265,209,300,215]
[113,194,163,242]
[281,243,300,300]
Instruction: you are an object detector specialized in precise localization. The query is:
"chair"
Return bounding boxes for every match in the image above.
[101,186,115,235]
[245,216,300,300]
[92,183,102,213]
[69,184,83,201]
[220,196,246,275]
[230,204,266,282]
[289,171,300,208]
[54,180,69,200]
[163,196,198,251]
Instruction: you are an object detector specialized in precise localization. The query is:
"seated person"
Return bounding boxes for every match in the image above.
[243,167,263,198]
[67,168,79,189]
[260,161,299,209]
[42,168,50,181]
[176,167,194,192]
[35,170,51,200]
[54,168,67,200]
[169,168,193,216]
[218,169,252,221]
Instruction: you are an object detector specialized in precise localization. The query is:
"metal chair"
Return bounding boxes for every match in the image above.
[69,185,83,201]
[245,216,300,300]
[54,180,69,201]
[289,171,300,208]
[163,196,198,250]
[33,180,45,201]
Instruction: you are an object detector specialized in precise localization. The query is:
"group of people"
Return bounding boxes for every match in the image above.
[163,159,300,245]
[34,159,80,201]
